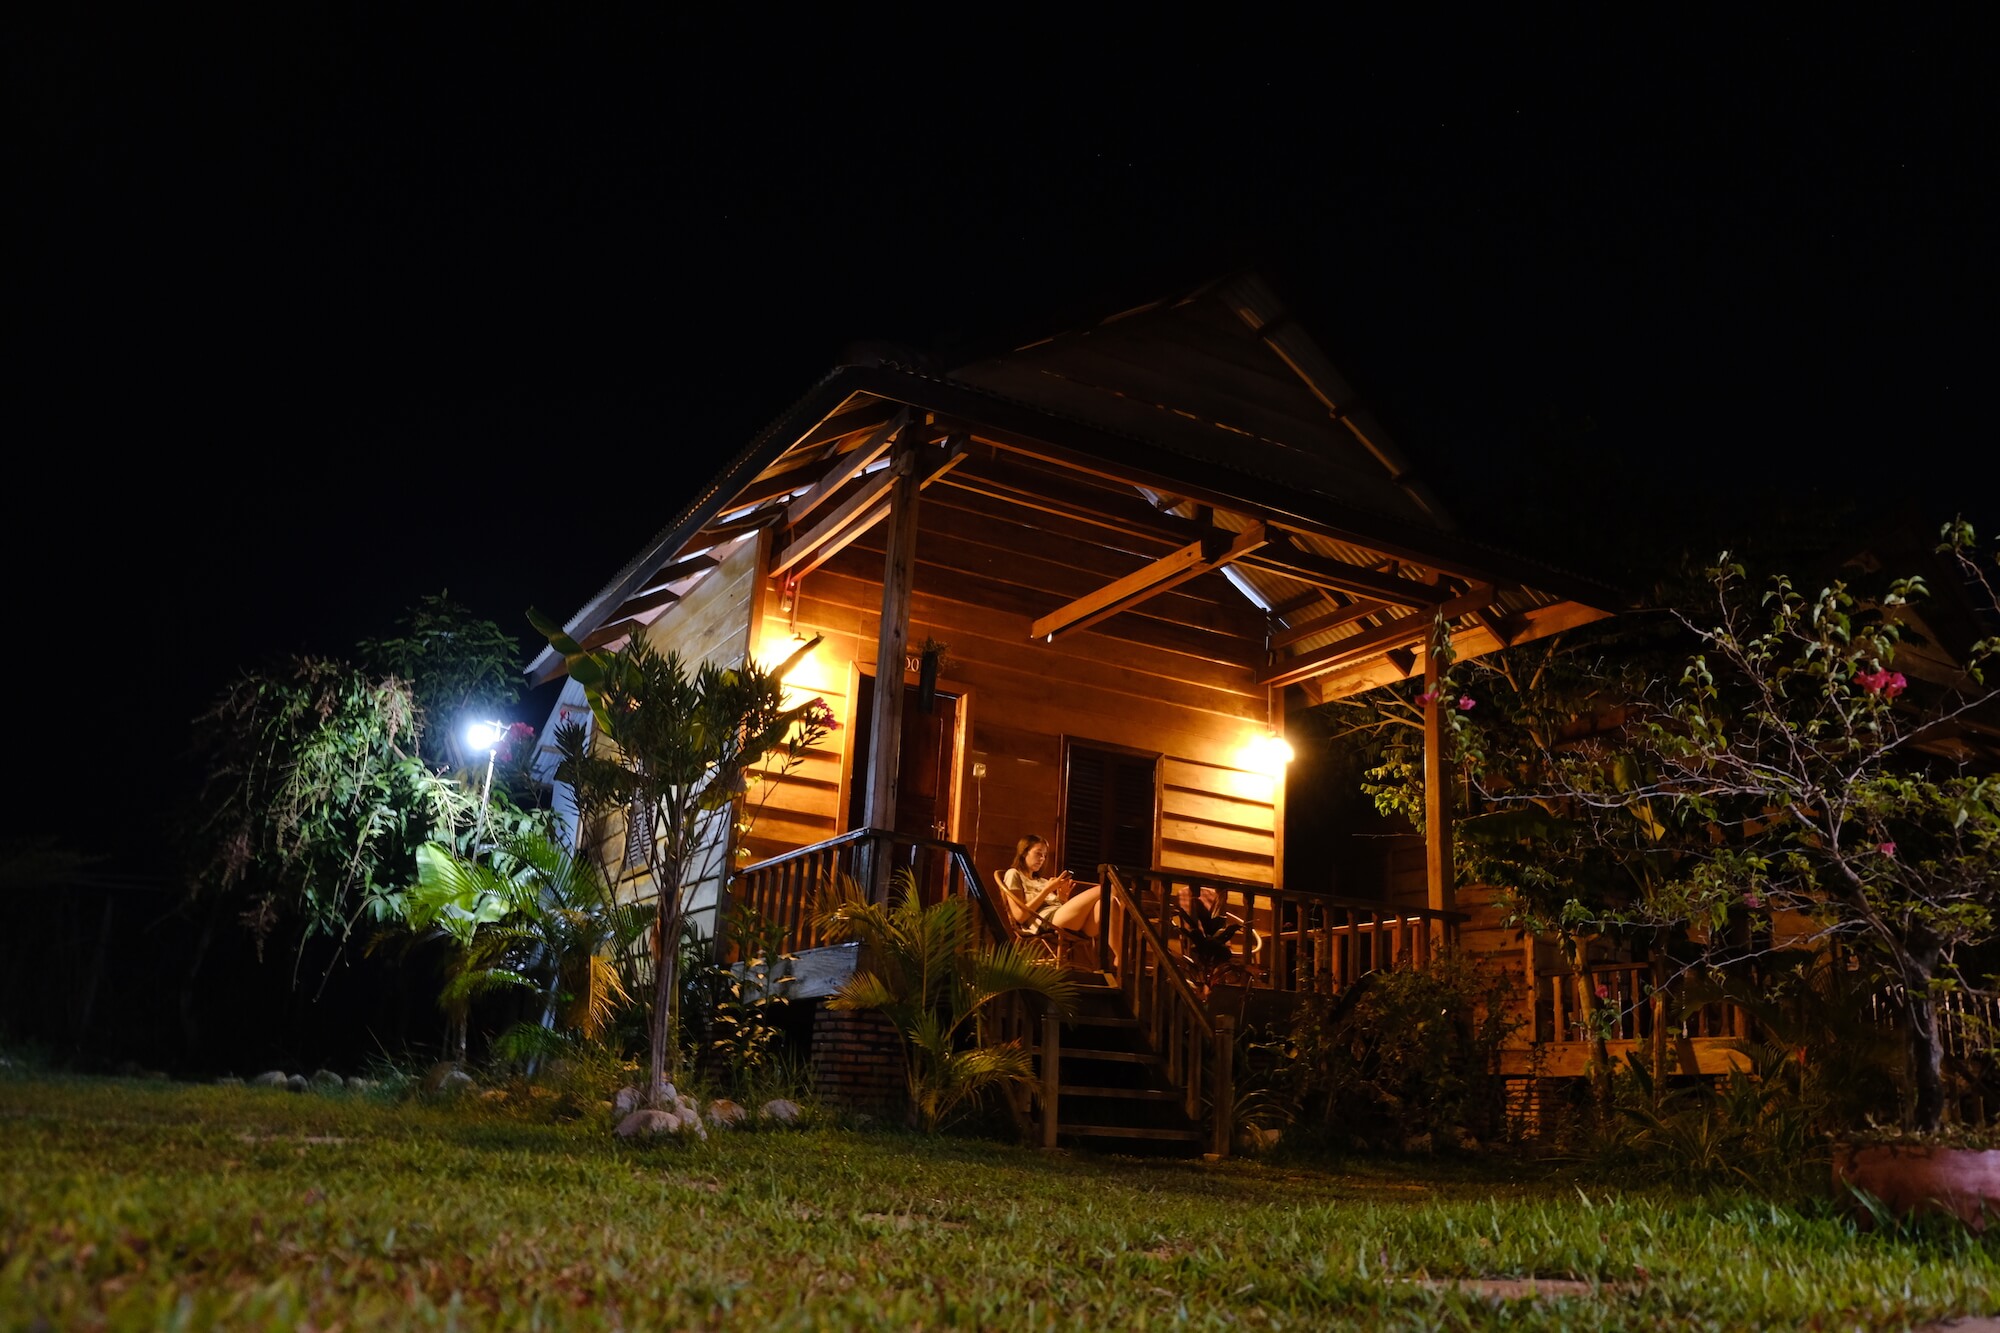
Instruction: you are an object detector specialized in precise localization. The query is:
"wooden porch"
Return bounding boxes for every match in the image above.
[730,828,1462,1155]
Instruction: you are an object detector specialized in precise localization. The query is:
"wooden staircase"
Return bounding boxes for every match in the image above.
[1028,970,1208,1152]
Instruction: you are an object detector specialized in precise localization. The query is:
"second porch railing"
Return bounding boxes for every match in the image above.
[1102,867,1464,995]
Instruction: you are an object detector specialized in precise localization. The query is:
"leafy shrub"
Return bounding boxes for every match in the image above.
[686,903,802,1097]
[1567,1042,1831,1190]
[1250,948,1519,1151]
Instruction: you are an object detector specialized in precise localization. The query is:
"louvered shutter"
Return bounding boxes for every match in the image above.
[1062,744,1157,879]
[1061,748,1107,878]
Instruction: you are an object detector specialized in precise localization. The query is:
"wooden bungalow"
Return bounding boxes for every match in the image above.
[526,271,1667,1150]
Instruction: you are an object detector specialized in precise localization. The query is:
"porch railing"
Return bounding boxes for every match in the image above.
[1534,962,1745,1044]
[1104,867,1464,995]
[723,828,1011,959]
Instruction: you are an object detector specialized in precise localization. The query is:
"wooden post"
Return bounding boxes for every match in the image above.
[1041,1010,1061,1149]
[862,426,924,900]
[1211,1012,1236,1158]
[1422,641,1456,950]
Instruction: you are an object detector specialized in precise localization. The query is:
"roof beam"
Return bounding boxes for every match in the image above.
[770,435,967,579]
[784,409,907,527]
[788,396,899,453]
[1031,523,1268,642]
[598,585,680,626]
[1238,536,1449,609]
[934,452,1196,551]
[1256,585,1496,687]
[1269,596,1394,649]
[771,467,899,576]
[580,616,647,652]
[632,554,718,598]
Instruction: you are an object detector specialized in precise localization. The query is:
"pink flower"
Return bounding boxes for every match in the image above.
[1856,669,1909,699]
[1743,892,1764,909]
[1593,984,1610,1000]
[1414,689,1440,707]
[1878,841,1897,858]
[1457,695,1476,711]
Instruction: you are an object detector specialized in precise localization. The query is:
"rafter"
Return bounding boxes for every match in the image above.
[598,584,680,626]
[632,554,718,598]
[1256,585,1496,687]
[770,467,899,576]
[770,436,968,578]
[934,452,1196,551]
[1238,536,1449,609]
[1031,523,1268,642]
[784,409,906,527]
[580,616,647,652]
[1269,596,1394,649]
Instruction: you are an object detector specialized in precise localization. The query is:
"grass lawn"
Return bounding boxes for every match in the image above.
[2,1072,1996,1330]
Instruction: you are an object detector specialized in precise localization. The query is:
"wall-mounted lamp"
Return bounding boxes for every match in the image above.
[1247,731,1295,773]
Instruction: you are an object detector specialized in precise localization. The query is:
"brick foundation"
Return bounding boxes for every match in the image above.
[810,1005,906,1118]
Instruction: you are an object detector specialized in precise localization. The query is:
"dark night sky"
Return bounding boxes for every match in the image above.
[6,11,1991,859]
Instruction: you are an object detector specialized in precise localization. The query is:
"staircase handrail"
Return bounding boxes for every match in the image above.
[1101,866,1214,1041]
[1101,865,1225,1142]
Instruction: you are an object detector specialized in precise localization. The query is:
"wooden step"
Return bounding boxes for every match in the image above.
[1064,1012,1140,1029]
[1057,1084,1180,1101]
[1049,1047,1160,1065]
[1057,1123,1204,1143]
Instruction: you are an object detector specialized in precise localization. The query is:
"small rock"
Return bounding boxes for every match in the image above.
[1402,1132,1434,1156]
[423,1062,474,1096]
[616,1109,676,1138]
[479,1088,509,1103]
[1238,1124,1282,1154]
[251,1071,288,1088]
[308,1069,345,1093]
[539,1059,575,1085]
[215,1075,244,1087]
[345,1076,376,1092]
[706,1099,747,1128]
[759,1098,802,1125]
[286,1075,308,1094]
[613,1086,645,1115]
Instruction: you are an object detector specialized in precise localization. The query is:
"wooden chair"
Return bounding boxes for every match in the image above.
[995,869,1089,966]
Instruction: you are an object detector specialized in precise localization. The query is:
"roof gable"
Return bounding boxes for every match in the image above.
[948,272,1449,530]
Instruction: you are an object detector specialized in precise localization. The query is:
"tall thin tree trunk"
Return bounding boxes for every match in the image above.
[74,894,115,1047]
[1907,987,1947,1132]
[1649,955,1669,1108]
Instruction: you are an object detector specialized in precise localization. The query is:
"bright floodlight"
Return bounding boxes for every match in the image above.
[466,720,506,752]
[1248,732,1294,772]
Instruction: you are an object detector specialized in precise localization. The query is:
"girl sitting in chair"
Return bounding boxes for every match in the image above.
[1002,834,1104,940]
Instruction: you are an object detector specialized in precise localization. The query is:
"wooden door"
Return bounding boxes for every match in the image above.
[847,673,961,897]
